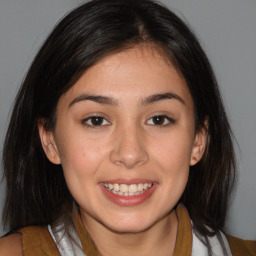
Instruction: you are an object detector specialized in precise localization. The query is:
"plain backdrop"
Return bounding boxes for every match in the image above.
[0,0,255,239]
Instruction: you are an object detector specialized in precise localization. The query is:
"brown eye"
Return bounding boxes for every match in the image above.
[83,116,110,127]
[91,116,104,126]
[152,116,165,125]
[146,115,175,126]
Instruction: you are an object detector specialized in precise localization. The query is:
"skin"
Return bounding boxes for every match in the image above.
[0,234,22,256]
[38,45,207,256]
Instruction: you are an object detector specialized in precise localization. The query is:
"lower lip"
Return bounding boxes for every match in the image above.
[99,183,158,206]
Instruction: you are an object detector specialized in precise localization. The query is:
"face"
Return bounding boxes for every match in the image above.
[39,46,206,234]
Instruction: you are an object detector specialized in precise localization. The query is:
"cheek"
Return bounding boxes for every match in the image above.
[151,130,193,198]
[152,131,194,170]
[56,130,109,184]
[56,136,107,206]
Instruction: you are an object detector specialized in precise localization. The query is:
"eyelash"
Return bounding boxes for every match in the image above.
[82,114,175,128]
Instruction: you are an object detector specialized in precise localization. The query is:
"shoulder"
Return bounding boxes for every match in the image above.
[226,234,256,256]
[0,233,22,256]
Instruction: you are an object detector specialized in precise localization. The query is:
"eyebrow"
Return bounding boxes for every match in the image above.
[142,92,186,106]
[69,94,118,107]
[69,92,185,108]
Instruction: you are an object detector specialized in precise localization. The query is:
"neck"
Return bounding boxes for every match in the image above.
[81,210,178,256]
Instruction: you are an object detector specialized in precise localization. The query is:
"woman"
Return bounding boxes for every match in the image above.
[0,0,255,255]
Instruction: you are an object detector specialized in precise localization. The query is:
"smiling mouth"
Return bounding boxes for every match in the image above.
[102,183,153,196]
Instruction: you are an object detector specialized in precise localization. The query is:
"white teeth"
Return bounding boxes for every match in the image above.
[113,184,119,191]
[104,182,153,196]
[138,183,144,192]
[119,184,129,193]
[128,184,137,193]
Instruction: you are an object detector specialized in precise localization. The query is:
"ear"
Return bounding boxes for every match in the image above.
[190,120,208,166]
[38,119,61,165]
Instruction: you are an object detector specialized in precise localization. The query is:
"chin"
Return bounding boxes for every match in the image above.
[99,214,157,234]
[107,222,151,234]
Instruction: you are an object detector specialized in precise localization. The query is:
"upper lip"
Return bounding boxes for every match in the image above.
[99,178,156,185]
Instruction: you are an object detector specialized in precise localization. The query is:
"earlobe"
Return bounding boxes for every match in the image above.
[190,122,208,166]
[38,120,61,165]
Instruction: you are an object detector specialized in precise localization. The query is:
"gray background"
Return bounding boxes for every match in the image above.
[0,0,255,239]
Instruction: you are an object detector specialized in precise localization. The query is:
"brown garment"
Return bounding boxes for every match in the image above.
[226,234,256,256]
[19,226,59,255]
[19,205,256,256]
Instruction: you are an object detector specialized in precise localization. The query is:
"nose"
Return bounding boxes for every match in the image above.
[110,124,149,169]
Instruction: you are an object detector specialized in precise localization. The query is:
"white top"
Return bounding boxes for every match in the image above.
[191,226,232,256]
[48,224,86,256]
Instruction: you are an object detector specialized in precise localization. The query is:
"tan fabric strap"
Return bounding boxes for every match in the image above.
[73,211,100,255]
[173,204,192,256]
[19,226,60,256]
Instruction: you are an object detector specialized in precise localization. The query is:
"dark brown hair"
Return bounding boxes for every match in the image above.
[2,0,236,244]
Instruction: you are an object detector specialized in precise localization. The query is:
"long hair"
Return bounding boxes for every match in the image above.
[2,0,236,240]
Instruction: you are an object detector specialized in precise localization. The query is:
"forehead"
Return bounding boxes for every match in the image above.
[59,45,193,107]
